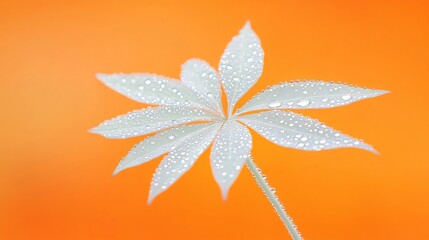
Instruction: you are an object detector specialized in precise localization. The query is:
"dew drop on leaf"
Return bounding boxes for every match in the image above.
[342,94,352,100]
[297,99,310,107]
[268,100,282,108]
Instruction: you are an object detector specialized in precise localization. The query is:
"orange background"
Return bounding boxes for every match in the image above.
[1,0,428,239]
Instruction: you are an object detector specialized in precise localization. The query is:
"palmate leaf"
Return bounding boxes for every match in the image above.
[91,21,389,239]
[96,73,213,110]
[113,123,216,175]
[219,21,264,115]
[181,59,223,114]
[237,81,389,114]
[238,110,377,153]
[148,123,222,203]
[210,121,252,199]
[90,106,219,139]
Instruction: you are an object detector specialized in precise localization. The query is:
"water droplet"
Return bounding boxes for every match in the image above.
[233,77,239,82]
[247,57,253,62]
[168,135,175,140]
[342,94,351,100]
[201,72,207,77]
[145,80,151,84]
[297,99,310,107]
[268,101,282,108]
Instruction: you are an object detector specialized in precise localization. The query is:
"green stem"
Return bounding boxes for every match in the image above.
[246,157,302,240]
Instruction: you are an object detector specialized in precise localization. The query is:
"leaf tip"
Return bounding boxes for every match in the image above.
[221,188,230,201]
[240,20,253,33]
[369,147,380,155]
[147,193,156,205]
[244,20,251,27]
[359,142,380,155]
[88,126,99,134]
[88,125,106,137]
[95,73,109,82]
[376,89,390,97]
[112,165,122,176]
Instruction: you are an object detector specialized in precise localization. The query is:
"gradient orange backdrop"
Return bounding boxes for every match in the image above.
[1,0,429,239]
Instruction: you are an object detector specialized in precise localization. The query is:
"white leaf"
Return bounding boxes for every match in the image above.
[96,73,213,110]
[219,21,264,115]
[210,121,252,199]
[237,81,389,114]
[113,123,216,175]
[239,110,377,153]
[148,123,222,203]
[90,106,219,139]
[181,59,223,114]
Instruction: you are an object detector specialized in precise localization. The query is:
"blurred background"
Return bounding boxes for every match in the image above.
[1,0,428,239]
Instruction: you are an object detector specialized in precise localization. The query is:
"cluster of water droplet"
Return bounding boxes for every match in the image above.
[97,73,215,112]
[218,22,264,114]
[91,106,217,139]
[113,123,214,175]
[239,110,374,152]
[237,80,387,114]
[148,123,221,203]
[210,121,252,197]
[246,157,303,240]
[181,59,223,113]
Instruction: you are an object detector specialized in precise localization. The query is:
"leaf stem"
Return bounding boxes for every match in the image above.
[246,157,302,240]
